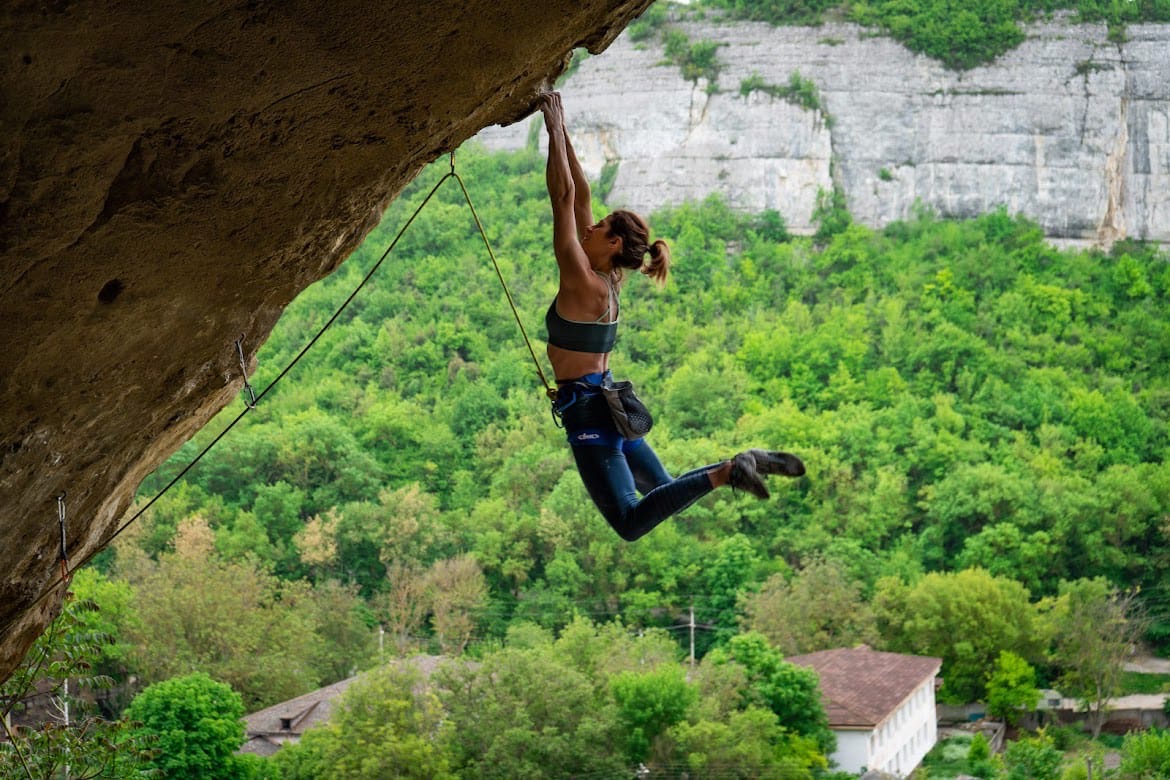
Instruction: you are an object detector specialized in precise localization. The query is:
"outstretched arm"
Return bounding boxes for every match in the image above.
[563,122,595,240]
[541,93,592,287]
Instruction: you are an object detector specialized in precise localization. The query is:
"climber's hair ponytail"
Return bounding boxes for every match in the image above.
[606,209,671,287]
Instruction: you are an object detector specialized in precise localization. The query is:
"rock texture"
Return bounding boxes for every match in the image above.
[0,0,652,683]
[479,16,1170,244]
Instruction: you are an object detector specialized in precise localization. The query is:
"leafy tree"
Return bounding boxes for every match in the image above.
[874,569,1043,703]
[704,534,765,646]
[705,632,835,755]
[0,586,154,779]
[1118,729,1170,779]
[123,516,324,709]
[668,706,826,779]
[739,557,878,655]
[985,650,1041,726]
[425,554,488,654]
[1048,578,1147,738]
[272,663,454,780]
[1003,731,1062,780]
[966,732,1000,779]
[124,672,247,779]
[812,186,851,242]
[375,561,432,656]
[611,665,697,764]
[305,578,376,681]
[436,646,627,778]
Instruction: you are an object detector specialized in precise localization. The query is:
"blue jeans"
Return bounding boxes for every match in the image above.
[556,373,717,541]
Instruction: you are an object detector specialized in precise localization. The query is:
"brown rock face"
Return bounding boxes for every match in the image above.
[0,0,650,682]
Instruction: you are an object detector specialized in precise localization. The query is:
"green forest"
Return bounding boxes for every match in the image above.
[5,135,1170,778]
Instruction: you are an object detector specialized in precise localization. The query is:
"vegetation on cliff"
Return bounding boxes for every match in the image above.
[640,0,1170,69]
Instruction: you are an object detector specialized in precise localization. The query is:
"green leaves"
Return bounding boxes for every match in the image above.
[874,568,1043,703]
[985,650,1041,725]
[612,666,696,763]
[124,672,246,780]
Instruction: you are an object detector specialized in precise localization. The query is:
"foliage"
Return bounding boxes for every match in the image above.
[851,0,1026,70]
[612,665,696,763]
[1120,671,1170,696]
[708,0,840,25]
[705,632,835,754]
[0,586,154,779]
[667,705,826,779]
[738,556,878,655]
[967,732,1002,778]
[1118,729,1170,779]
[875,568,1044,703]
[119,517,351,710]
[124,672,247,780]
[272,663,453,780]
[986,650,1041,725]
[662,29,723,84]
[1060,742,1107,780]
[434,632,631,778]
[1003,731,1062,780]
[739,70,826,116]
[699,0,1170,68]
[922,733,988,777]
[812,186,851,241]
[1048,578,1147,737]
[628,1,670,42]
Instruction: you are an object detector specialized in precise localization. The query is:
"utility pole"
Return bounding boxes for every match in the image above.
[63,677,70,780]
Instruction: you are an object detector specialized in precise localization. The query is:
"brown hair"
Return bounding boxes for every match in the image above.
[606,209,671,286]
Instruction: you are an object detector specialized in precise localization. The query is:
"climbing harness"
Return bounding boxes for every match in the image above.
[19,148,554,618]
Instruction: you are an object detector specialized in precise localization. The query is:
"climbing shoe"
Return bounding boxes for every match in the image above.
[729,452,770,500]
[746,449,806,478]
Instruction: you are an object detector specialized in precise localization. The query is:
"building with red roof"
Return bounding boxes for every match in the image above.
[788,646,942,776]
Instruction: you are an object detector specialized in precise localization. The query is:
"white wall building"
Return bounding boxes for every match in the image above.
[789,646,942,777]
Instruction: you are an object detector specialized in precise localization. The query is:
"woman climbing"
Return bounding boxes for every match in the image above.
[538,91,805,542]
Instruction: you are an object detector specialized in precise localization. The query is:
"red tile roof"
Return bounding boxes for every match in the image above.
[787,647,941,729]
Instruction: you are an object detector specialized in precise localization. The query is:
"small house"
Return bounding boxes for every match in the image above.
[788,646,942,777]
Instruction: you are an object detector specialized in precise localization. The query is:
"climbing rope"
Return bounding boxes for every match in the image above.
[19,149,551,619]
[449,157,557,402]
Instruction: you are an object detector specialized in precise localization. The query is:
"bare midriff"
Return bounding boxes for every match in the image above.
[548,343,610,383]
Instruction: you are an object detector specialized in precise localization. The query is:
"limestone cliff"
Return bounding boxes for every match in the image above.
[480,16,1170,244]
[0,0,652,683]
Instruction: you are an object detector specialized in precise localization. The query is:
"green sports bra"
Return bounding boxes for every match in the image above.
[545,273,619,354]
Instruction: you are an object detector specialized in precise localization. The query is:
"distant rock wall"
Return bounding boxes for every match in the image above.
[480,17,1170,244]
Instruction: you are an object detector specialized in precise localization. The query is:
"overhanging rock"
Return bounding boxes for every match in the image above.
[0,0,652,682]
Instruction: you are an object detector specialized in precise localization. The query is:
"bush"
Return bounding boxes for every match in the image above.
[813,186,851,242]
[711,0,840,25]
[1004,732,1062,780]
[628,2,669,42]
[125,672,249,780]
[1119,729,1170,777]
